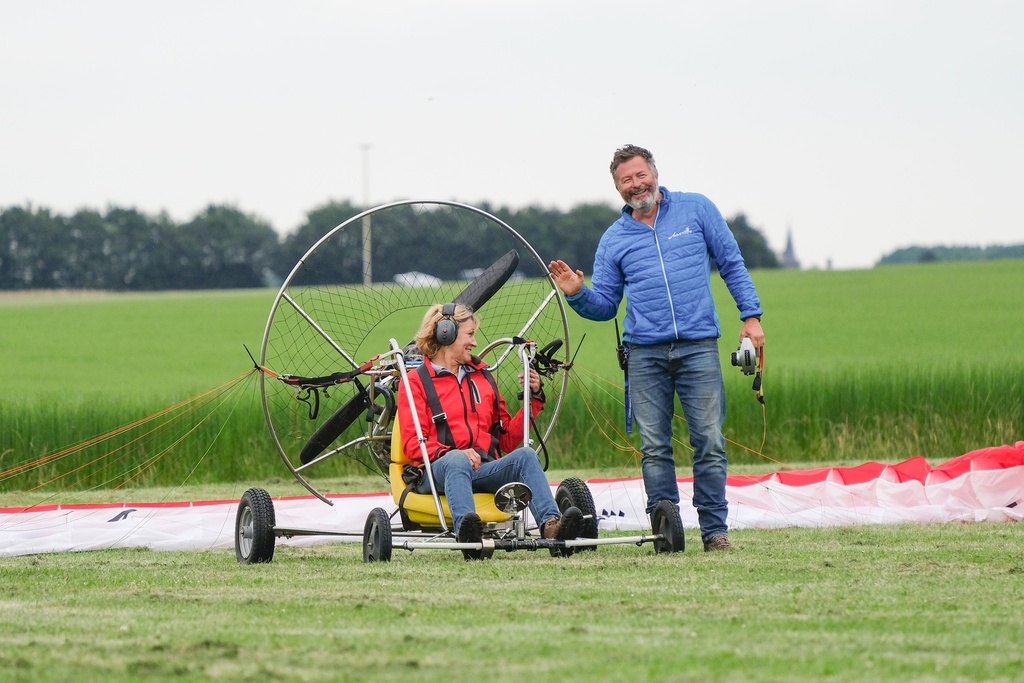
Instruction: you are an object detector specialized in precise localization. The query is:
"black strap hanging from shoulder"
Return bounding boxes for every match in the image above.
[416,363,455,449]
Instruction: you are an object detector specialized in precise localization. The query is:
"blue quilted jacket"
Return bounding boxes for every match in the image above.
[566,188,763,345]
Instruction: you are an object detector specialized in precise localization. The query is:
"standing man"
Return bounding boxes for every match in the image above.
[548,144,764,552]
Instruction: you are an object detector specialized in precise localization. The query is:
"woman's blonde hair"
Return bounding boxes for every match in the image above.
[414,303,479,358]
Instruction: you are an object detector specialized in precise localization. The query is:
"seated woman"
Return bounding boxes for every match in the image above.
[396,302,582,558]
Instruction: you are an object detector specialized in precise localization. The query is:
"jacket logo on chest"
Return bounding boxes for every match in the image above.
[668,227,694,239]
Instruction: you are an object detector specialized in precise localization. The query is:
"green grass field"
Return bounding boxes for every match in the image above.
[1,260,1022,494]
[1,261,1023,682]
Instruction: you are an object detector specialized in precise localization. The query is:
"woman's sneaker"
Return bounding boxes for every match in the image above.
[457,512,483,561]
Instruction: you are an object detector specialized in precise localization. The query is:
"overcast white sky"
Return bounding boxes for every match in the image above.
[3,1,1021,270]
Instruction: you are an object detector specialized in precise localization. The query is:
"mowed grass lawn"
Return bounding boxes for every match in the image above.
[1,261,1023,682]
[1,520,1022,682]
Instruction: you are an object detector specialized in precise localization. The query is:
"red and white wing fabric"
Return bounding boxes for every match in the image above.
[590,442,1024,531]
[2,443,1022,556]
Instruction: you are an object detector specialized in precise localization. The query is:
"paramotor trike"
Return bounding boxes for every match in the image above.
[233,200,685,563]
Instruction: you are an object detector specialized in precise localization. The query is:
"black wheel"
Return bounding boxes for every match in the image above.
[555,477,599,551]
[235,487,276,564]
[363,507,393,563]
[651,500,685,554]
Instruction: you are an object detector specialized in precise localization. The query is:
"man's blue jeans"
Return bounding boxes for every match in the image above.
[627,339,728,541]
[416,447,561,535]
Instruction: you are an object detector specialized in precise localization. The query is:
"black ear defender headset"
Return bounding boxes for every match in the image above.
[434,303,459,346]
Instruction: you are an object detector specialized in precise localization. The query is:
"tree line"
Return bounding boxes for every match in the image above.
[878,244,1024,265]
[0,201,781,291]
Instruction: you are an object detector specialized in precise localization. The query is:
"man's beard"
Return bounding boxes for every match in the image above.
[628,185,658,213]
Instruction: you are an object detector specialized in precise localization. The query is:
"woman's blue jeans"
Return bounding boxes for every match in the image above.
[627,339,729,541]
[416,447,561,534]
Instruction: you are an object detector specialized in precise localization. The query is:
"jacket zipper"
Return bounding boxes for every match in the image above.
[649,211,680,339]
[454,372,478,451]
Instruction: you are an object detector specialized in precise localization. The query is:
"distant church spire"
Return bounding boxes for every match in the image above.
[780,227,801,269]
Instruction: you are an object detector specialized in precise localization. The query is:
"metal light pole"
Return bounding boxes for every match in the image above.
[361,144,372,286]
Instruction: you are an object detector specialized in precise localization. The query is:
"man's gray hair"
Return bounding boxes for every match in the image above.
[610,144,657,177]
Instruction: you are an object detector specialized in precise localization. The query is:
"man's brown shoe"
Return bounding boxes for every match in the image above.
[703,534,733,552]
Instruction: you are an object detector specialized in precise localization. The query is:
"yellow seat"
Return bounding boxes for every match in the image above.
[390,414,511,529]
